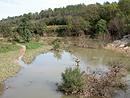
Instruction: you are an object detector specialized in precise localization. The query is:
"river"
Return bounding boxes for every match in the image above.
[0,47,130,98]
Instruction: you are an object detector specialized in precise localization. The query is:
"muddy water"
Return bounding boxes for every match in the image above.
[0,47,130,98]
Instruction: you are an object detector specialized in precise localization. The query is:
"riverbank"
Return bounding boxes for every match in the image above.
[0,41,52,82]
[105,44,130,56]
[105,35,130,56]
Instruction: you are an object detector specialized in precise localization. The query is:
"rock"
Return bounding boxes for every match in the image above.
[124,46,129,50]
[105,35,130,55]
[119,44,125,48]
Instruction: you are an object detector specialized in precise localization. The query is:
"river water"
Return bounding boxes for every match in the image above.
[0,47,130,98]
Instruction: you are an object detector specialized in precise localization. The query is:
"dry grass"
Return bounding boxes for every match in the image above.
[0,50,20,82]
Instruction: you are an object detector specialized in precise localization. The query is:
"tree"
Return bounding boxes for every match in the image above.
[17,17,32,42]
[0,24,12,38]
[0,2,130,41]
[66,16,91,36]
[100,2,120,21]
[108,14,126,40]
[118,0,130,35]
[95,19,110,40]
[96,19,108,34]
[34,20,47,36]
[119,0,130,15]
[83,4,100,23]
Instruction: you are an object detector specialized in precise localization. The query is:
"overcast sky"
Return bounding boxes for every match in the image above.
[0,0,118,20]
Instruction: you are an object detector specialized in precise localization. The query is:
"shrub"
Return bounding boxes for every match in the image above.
[58,63,128,98]
[58,67,85,95]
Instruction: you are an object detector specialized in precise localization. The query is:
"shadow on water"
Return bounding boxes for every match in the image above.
[0,47,130,98]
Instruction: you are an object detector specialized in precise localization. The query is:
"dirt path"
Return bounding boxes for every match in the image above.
[15,44,26,63]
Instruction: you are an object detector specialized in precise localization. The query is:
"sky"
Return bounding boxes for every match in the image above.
[0,0,118,20]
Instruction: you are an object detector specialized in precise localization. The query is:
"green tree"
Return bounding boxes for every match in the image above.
[17,17,32,42]
[119,0,130,15]
[95,19,110,40]
[118,0,130,35]
[0,24,12,38]
[34,20,47,36]
[100,2,120,21]
[83,4,100,23]
[96,19,108,34]
[66,16,91,36]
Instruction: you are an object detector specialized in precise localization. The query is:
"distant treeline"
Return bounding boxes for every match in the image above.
[0,0,130,42]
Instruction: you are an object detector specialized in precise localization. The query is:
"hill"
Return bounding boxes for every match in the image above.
[0,0,130,42]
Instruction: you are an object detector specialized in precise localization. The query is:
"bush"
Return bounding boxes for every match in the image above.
[58,63,128,98]
[58,67,85,95]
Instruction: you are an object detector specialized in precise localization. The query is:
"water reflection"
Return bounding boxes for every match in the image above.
[52,51,63,60]
[69,46,130,66]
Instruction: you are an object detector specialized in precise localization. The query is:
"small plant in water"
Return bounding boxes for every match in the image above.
[58,62,128,98]
[58,67,85,95]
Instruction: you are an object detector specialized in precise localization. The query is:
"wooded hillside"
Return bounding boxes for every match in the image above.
[0,0,130,42]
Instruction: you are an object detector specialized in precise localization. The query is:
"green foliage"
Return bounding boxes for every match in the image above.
[84,4,100,22]
[100,2,120,21]
[0,41,42,53]
[33,20,47,36]
[25,41,42,49]
[58,67,85,95]
[58,63,127,97]
[0,23,13,38]
[0,1,130,41]
[17,17,32,42]
[95,19,108,34]
[66,16,91,36]
[0,43,18,53]
[119,0,130,15]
